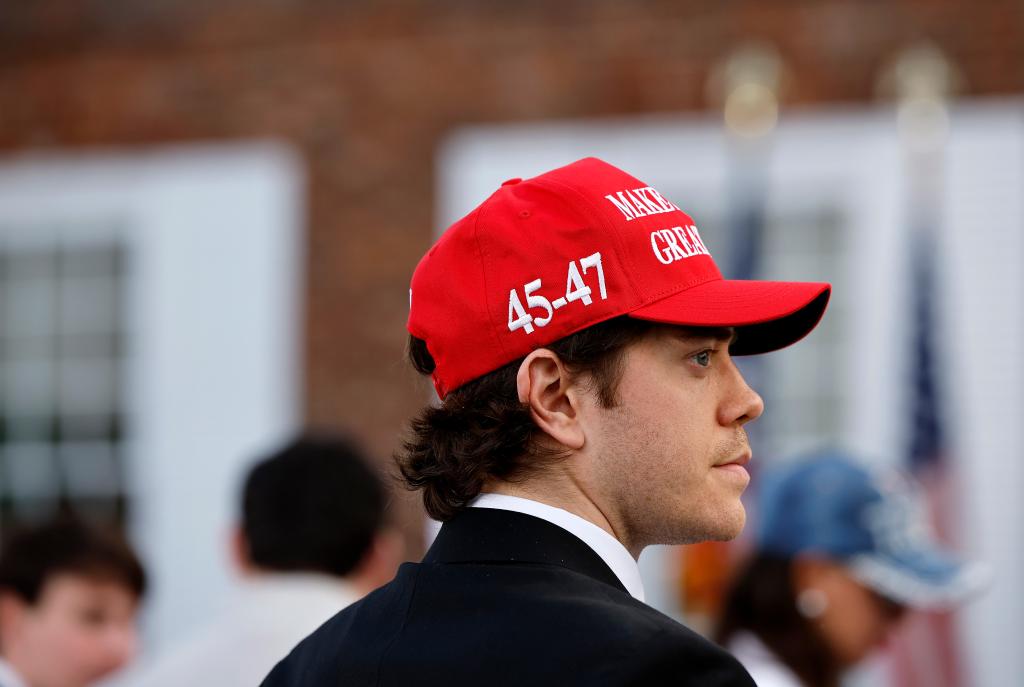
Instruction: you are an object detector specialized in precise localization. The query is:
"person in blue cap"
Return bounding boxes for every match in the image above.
[714,451,988,687]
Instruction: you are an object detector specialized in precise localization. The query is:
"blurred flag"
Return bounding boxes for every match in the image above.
[888,218,967,687]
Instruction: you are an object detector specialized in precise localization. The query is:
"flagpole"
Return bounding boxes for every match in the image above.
[877,41,966,687]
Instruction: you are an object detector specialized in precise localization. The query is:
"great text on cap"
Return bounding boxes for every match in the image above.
[650,226,710,265]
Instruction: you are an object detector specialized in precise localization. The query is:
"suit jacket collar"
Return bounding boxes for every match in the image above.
[423,507,627,594]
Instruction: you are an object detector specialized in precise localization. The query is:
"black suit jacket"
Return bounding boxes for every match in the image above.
[262,508,755,686]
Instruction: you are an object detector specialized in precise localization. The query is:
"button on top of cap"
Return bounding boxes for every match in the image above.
[501,177,522,186]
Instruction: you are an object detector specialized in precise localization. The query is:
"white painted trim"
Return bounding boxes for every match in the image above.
[0,141,304,651]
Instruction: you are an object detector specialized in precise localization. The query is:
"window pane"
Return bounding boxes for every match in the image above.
[58,276,120,335]
[5,442,60,501]
[60,442,120,498]
[57,358,118,415]
[4,356,55,418]
[5,278,56,340]
[0,235,129,528]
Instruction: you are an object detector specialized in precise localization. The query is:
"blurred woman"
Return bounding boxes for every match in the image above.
[716,451,987,687]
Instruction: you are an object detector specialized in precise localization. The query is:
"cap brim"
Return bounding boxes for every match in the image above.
[847,551,992,609]
[627,279,831,355]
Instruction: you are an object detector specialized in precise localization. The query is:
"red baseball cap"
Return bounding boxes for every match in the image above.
[409,157,830,398]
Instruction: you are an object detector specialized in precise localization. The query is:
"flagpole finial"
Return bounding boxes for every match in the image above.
[876,41,963,153]
[708,43,784,139]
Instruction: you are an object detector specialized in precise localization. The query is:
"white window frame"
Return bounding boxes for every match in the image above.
[0,141,303,651]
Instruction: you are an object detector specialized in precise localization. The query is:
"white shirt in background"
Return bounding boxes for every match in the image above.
[110,573,361,687]
[727,630,805,687]
[0,659,28,687]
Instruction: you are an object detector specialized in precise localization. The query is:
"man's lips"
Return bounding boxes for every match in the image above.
[714,452,751,468]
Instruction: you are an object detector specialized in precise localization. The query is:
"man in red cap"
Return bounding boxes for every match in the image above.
[263,158,830,686]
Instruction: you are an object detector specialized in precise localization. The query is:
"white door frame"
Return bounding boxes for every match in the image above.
[0,141,304,651]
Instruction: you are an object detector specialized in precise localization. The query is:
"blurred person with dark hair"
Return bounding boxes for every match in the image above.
[0,518,146,687]
[264,159,831,686]
[716,451,988,687]
[124,434,402,687]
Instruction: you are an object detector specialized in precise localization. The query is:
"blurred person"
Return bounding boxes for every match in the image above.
[715,451,988,687]
[264,158,831,686]
[124,434,402,687]
[0,518,146,687]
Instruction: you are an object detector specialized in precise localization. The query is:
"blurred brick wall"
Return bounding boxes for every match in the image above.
[2,0,1021,552]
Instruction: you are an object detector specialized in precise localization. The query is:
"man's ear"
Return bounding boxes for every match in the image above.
[516,349,585,450]
[229,526,255,575]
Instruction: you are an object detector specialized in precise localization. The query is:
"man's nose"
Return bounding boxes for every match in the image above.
[718,357,765,427]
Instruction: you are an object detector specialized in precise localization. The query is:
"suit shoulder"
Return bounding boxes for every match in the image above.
[558,591,754,685]
[624,624,756,686]
[405,563,753,686]
[501,570,754,686]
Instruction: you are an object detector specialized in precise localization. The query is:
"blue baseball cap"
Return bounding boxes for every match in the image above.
[757,450,989,609]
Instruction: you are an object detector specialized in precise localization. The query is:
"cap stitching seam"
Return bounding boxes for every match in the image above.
[471,199,510,368]
[641,272,723,304]
[531,176,645,305]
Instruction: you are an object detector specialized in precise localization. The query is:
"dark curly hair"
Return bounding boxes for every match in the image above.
[0,518,147,605]
[397,316,654,521]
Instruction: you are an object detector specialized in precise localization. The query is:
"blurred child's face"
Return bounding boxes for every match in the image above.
[1,574,140,687]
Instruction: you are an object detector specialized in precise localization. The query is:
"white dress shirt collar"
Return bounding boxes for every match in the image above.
[0,658,29,687]
[726,631,804,687]
[470,493,645,603]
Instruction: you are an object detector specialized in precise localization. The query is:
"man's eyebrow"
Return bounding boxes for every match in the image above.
[671,326,737,345]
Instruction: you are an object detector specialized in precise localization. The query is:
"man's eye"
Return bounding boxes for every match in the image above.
[692,351,712,367]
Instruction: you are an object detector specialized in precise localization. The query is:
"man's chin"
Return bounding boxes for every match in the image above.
[665,504,746,545]
[706,504,747,542]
